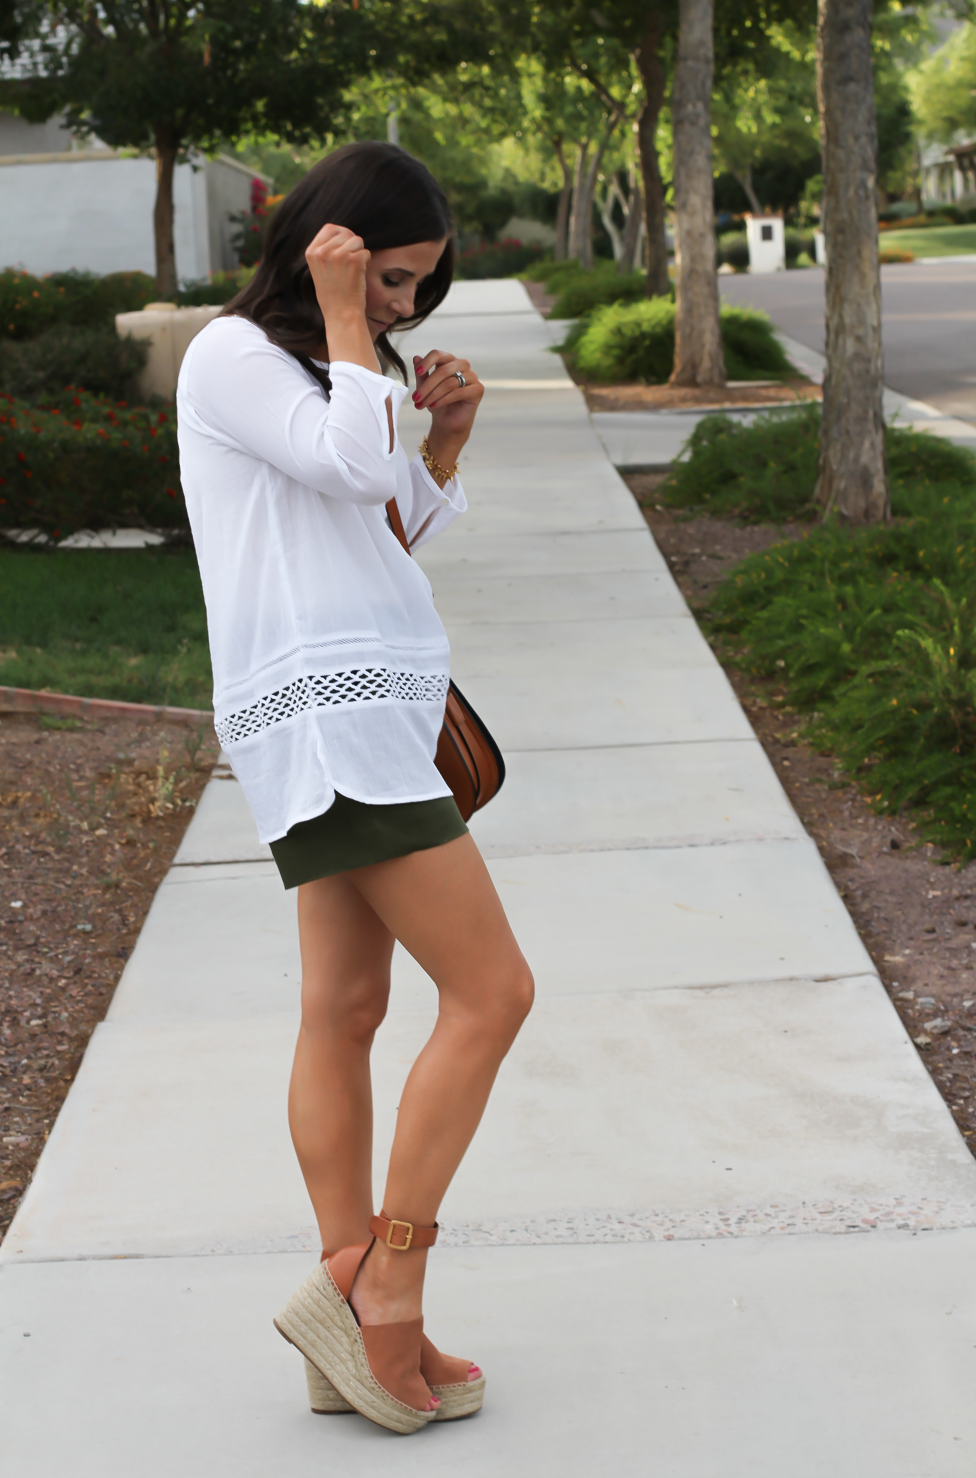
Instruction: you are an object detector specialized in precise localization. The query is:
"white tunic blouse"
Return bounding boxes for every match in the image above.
[176,314,466,844]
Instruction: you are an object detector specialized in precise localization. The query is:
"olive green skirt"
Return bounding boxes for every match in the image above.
[269,791,468,889]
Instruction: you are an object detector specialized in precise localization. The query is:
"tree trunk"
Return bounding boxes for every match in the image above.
[814,0,888,523]
[567,139,590,263]
[579,118,619,268]
[670,0,725,387]
[618,164,643,273]
[734,165,762,216]
[598,177,625,262]
[634,10,670,297]
[154,130,178,299]
[553,138,572,260]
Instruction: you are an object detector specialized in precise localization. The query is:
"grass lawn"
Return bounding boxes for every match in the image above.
[0,547,212,709]
[879,224,976,258]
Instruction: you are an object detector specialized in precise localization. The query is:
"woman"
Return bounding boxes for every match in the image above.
[176,142,533,1435]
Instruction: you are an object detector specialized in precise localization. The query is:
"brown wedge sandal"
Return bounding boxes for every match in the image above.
[305,1335,485,1421]
[274,1214,443,1435]
[302,1238,485,1422]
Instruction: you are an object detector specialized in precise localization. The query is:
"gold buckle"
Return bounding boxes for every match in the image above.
[384,1218,414,1251]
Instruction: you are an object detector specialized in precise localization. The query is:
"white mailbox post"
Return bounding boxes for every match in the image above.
[745,215,785,273]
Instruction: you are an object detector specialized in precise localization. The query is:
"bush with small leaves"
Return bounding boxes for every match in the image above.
[0,389,185,541]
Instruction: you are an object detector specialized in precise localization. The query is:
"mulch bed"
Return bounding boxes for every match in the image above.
[0,713,220,1241]
[583,381,821,414]
[626,471,976,1156]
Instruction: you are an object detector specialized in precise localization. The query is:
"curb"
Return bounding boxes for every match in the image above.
[0,685,213,728]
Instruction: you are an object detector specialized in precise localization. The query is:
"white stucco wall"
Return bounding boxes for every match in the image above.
[0,152,209,279]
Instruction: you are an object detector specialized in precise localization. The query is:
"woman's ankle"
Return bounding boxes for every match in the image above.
[350,1240,427,1327]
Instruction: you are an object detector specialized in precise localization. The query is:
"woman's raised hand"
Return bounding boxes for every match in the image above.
[412,350,484,474]
[305,224,378,374]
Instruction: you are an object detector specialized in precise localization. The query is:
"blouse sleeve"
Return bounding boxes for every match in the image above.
[404,455,468,549]
[179,318,409,506]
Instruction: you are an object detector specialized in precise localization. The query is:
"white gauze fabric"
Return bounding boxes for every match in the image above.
[176,314,466,843]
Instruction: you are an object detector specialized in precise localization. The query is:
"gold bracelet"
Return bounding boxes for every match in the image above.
[419,436,458,484]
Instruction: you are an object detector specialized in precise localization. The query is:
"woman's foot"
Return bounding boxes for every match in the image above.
[347,1241,439,1414]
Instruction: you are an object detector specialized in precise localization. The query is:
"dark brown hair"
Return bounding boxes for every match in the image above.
[225,141,454,394]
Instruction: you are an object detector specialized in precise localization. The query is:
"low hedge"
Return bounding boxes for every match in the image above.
[0,389,185,541]
[0,326,149,402]
[0,269,156,341]
[455,239,548,279]
[548,266,647,319]
[695,413,976,861]
[570,299,793,383]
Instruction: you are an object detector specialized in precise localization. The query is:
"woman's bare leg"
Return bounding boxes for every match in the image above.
[342,832,534,1326]
[289,873,394,1254]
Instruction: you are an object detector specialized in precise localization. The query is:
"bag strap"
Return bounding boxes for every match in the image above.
[386,497,411,556]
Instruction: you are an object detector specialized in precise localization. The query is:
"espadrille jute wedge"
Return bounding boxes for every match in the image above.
[305,1334,485,1420]
[274,1215,442,1435]
[303,1243,485,1421]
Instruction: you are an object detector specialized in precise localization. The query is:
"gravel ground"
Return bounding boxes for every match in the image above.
[629,478,976,1157]
[0,713,220,1241]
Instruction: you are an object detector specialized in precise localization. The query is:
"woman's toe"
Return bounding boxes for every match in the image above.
[468,1364,482,1381]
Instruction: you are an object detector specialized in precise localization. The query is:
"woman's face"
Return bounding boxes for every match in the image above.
[363,239,449,341]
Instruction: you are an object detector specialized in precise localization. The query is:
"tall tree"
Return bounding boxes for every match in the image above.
[670,0,724,385]
[815,0,888,523]
[7,1,376,296]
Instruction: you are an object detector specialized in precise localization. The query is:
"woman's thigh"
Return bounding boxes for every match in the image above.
[296,872,395,1037]
[345,833,533,1020]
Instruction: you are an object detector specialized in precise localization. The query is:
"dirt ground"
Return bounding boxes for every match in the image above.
[627,470,976,1156]
[0,713,220,1241]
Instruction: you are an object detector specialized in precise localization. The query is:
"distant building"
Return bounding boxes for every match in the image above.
[920,139,976,207]
[0,112,269,281]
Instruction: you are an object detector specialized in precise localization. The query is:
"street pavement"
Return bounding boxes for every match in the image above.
[3,279,976,1475]
[720,258,976,424]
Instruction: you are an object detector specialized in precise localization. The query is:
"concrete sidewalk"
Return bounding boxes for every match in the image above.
[3,279,976,1476]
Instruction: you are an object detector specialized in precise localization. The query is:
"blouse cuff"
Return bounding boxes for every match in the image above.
[412,452,466,512]
[328,361,410,459]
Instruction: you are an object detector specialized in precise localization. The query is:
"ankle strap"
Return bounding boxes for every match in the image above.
[369,1212,439,1251]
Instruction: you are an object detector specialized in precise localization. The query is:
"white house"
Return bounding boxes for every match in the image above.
[0,111,268,281]
[920,138,976,208]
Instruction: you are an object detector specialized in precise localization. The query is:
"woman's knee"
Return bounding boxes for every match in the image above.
[301,970,390,1043]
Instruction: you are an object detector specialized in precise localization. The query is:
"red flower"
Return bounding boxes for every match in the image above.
[149,427,157,437]
[122,439,129,447]
[141,444,148,452]
[72,421,82,429]
[166,487,177,498]
[23,470,31,478]
[157,412,168,424]
[16,451,25,461]
[73,396,81,407]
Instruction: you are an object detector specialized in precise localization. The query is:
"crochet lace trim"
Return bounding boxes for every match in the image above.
[215,667,449,746]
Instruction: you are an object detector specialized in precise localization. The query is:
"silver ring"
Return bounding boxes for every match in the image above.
[454,371,466,388]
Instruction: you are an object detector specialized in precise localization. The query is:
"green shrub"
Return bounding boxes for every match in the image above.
[663,403,976,522]
[0,269,156,340]
[718,232,749,271]
[785,229,816,266]
[548,267,646,319]
[0,389,185,541]
[570,300,793,384]
[455,239,548,279]
[520,258,594,286]
[691,406,976,859]
[176,271,249,306]
[0,326,148,402]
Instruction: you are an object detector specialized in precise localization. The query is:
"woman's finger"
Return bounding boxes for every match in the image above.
[413,358,477,409]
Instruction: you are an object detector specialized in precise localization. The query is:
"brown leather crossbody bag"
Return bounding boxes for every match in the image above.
[386,496,505,822]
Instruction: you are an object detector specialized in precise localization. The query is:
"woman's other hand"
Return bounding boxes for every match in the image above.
[412,350,484,477]
[305,224,379,375]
